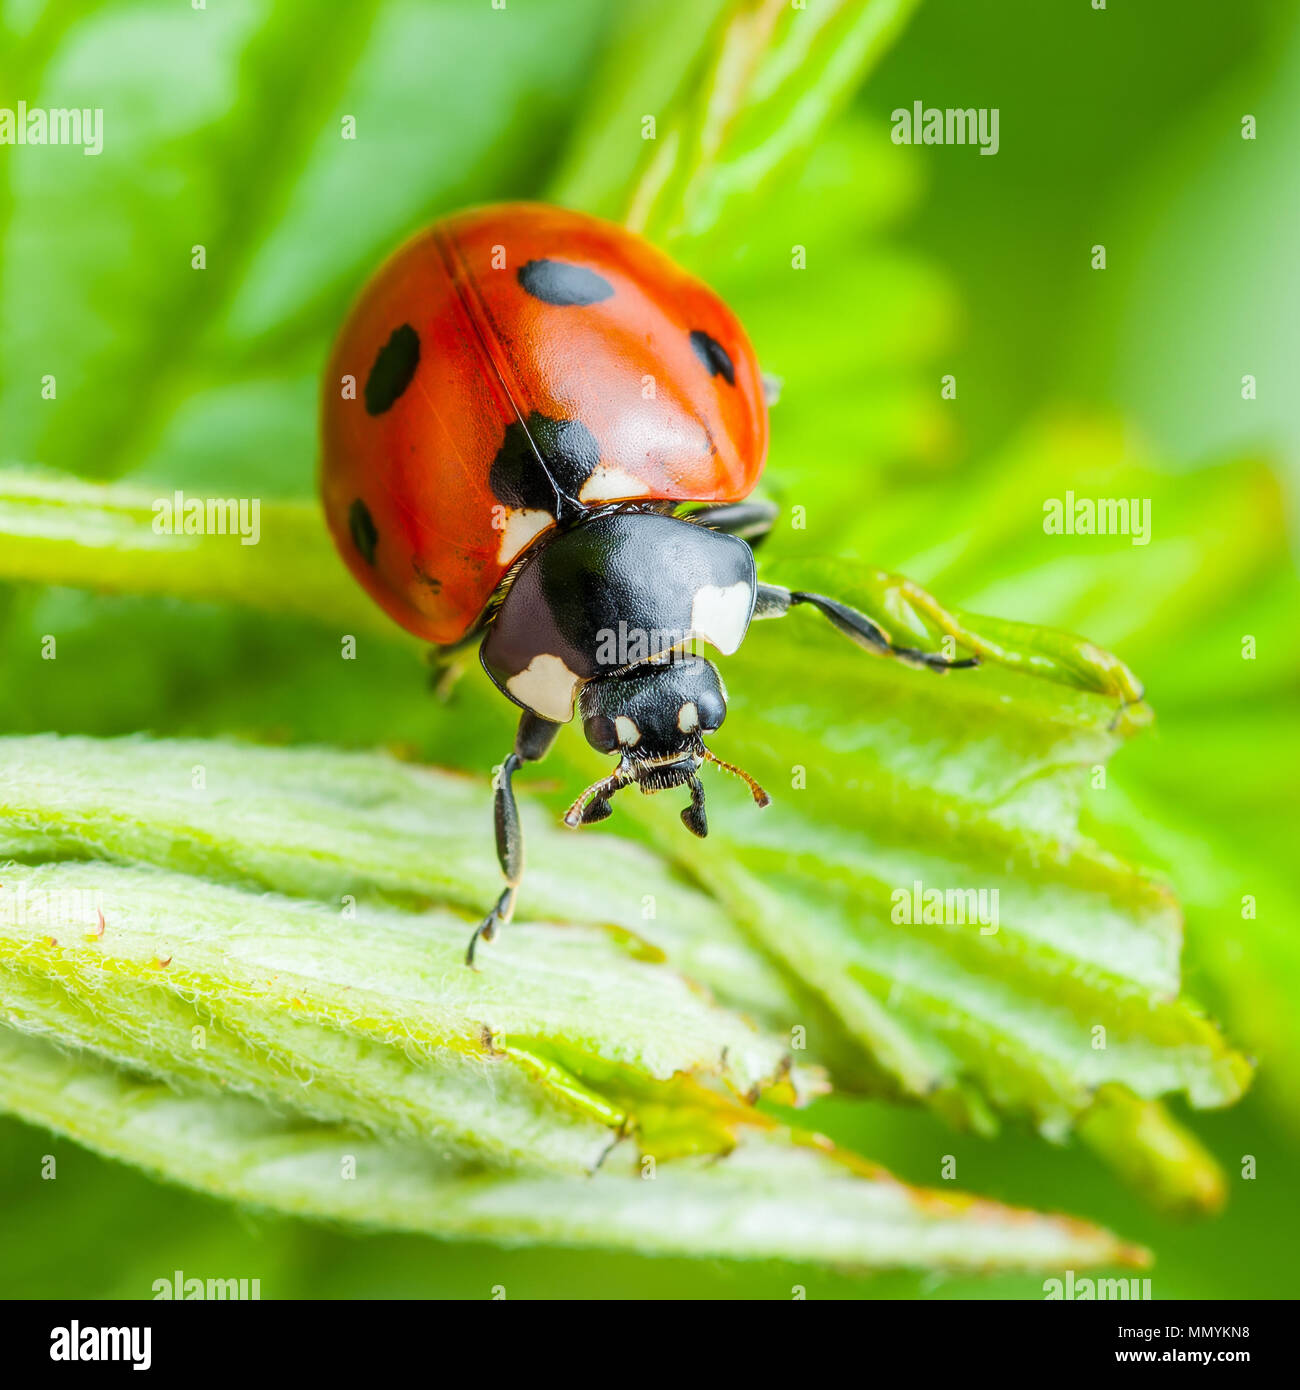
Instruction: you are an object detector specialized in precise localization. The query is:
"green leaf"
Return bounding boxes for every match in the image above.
[0,699,1249,1211]
[0,731,802,1032]
[628,601,1249,1156]
[0,1030,1146,1272]
[826,416,1298,1148]
[550,0,922,246]
[0,468,386,635]
[0,853,812,1172]
[0,743,1157,1269]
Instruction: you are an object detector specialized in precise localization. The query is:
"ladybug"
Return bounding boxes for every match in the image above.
[320,203,977,965]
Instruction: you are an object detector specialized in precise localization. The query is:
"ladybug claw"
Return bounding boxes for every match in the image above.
[465,886,516,967]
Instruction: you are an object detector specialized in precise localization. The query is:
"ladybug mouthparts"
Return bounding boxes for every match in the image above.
[562,738,769,841]
[562,747,703,835]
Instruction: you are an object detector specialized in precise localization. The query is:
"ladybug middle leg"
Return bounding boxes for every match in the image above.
[466,709,561,967]
[754,583,980,673]
[426,628,484,702]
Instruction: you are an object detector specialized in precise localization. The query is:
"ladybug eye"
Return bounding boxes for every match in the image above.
[583,714,619,754]
[697,692,726,732]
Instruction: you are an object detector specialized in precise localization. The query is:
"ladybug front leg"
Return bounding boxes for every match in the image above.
[466,710,560,968]
[754,583,980,673]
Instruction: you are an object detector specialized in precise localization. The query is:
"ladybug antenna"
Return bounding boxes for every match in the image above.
[701,745,772,808]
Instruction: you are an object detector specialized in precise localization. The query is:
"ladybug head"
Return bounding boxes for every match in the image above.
[565,653,769,837]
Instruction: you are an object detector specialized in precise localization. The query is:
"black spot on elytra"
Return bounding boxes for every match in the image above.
[364,323,420,415]
[412,558,442,593]
[489,413,600,522]
[349,499,378,565]
[690,329,735,387]
[518,259,614,307]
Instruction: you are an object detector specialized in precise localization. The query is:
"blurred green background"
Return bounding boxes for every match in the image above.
[1,0,1296,1297]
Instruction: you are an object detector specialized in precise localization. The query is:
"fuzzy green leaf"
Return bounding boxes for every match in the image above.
[0,855,812,1172]
[0,1029,1145,1272]
[0,716,1250,1211]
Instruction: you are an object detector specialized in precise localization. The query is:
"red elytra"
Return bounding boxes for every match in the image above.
[319,203,769,646]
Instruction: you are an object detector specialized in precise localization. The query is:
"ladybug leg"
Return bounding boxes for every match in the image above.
[466,711,560,968]
[686,499,777,546]
[562,769,632,828]
[754,583,980,673]
[426,630,483,702]
[680,773,709,838]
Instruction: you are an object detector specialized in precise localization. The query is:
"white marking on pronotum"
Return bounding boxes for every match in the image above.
[677,701,699,733]
[579,464,646,503]
[496,507,554,564]
[614,716,641,746]
[689,581,753,654]
[505,653,582,722]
